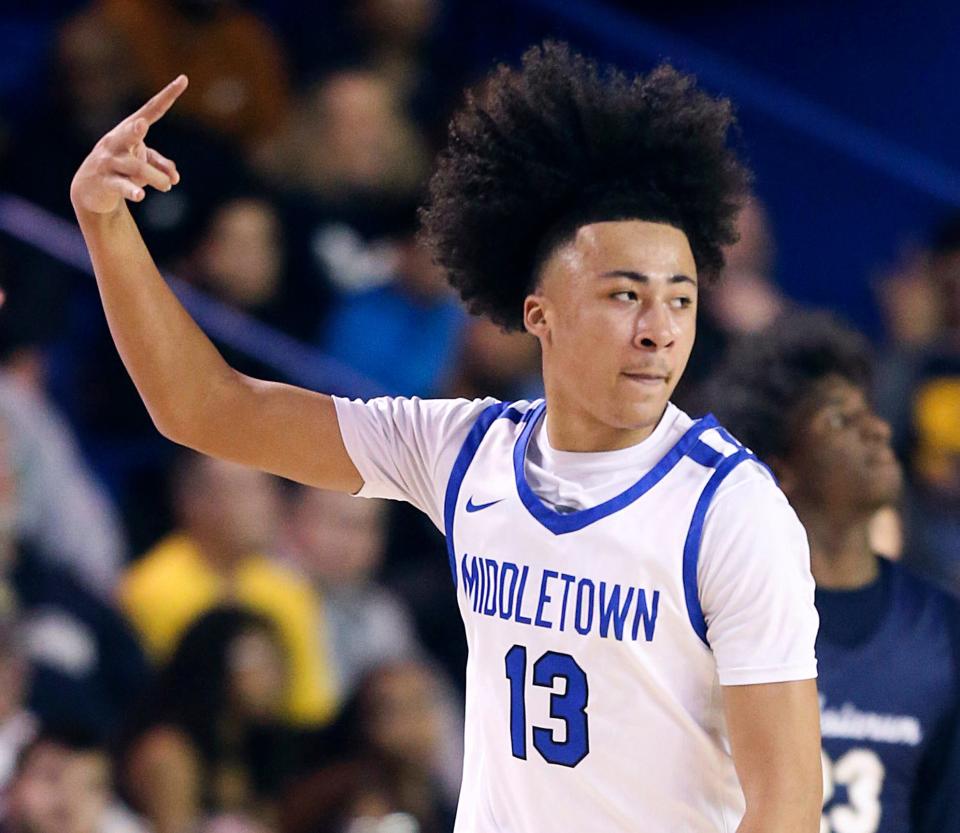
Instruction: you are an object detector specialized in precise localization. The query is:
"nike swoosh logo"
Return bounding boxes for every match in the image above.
[465,496,504,513]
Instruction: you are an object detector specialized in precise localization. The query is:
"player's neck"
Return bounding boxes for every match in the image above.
[800,513,878,590]
[541,389,661,453]
[545,411,658,452]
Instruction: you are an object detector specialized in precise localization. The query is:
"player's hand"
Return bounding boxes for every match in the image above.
[70,75,188,216]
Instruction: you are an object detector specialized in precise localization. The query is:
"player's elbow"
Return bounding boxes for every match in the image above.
[145,370,236,450]
[149,399,199,449]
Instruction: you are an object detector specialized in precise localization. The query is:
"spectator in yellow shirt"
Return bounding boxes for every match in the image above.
[120,451,336,726]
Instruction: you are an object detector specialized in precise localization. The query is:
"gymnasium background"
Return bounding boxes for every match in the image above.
[0,2,957,833]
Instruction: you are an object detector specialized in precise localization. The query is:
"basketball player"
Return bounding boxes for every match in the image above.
[708,312,960,833]
[70,42,822,831]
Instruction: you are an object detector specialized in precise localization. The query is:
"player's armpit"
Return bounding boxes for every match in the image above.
[722,678,823,833]
[170,369,363,494]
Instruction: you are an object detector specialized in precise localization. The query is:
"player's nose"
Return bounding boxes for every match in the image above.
[632,301,677,350]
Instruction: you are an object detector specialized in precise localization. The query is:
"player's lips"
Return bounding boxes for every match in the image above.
[621,370,669,385]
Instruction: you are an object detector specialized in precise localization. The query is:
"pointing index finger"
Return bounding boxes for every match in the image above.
[131,75,189,128]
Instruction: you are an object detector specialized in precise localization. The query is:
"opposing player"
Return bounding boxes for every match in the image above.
[708,312,960,833]
[70,43,822,831]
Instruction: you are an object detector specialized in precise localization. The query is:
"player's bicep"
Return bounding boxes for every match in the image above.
[180,370,363,493]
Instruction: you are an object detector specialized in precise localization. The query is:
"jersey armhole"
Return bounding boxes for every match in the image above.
[682,449,755,646]
[442,401,522,588]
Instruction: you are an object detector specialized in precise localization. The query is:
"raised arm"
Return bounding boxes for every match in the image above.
[723,679,823,833]
[70,76,362,493]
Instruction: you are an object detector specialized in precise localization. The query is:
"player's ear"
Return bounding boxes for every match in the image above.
[523,294,549,339]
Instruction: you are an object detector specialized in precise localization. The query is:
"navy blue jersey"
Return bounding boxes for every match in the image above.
[816,557,960,833]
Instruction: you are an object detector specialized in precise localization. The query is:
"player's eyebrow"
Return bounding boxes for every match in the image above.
[601,270,698,287]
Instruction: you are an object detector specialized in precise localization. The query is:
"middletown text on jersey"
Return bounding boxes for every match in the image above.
[460,553,660,642]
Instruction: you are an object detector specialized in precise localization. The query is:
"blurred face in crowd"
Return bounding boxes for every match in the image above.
[57,12,136,134]
[779,375,902,518]
[176,456,281,559]
[311,72,410,189]
[708,197,783,336]
[527,220,698,450]
[723,197,774,278]
[362,662,441,768]
[9,742,111,833]
[227,627,286,722]
[198,198,283,308]
[289,489,386,587]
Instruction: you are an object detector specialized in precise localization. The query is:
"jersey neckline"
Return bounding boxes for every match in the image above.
[511,401,719,535]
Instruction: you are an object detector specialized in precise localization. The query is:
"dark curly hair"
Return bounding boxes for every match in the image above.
[705,311,873,461]
[419,40,751,330]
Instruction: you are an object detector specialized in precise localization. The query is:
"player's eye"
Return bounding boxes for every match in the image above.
[611,290,638,302]
[670,296,693,309]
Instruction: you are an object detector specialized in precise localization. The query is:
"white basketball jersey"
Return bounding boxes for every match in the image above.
[445,399,757,832]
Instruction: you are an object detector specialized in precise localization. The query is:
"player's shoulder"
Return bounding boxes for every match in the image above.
[681,410,784,500]
[689,414,800,528]
[335,393,512,434]
[370,395,546,442]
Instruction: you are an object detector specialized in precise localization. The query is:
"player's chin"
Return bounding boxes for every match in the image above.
[611,392,670,431]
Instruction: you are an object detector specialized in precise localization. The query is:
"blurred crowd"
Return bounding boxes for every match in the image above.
[0,2,956,833]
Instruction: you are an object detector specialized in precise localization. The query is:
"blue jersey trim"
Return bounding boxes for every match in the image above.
[502,406,525,424]
[444,400,516,587]
[682,449,755,645]
[711,425,780,485]
[512,403,720,535]
[716,426,743,450]
[687,440,724,469]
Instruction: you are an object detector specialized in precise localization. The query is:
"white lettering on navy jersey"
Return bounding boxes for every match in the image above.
[820,697,922,747]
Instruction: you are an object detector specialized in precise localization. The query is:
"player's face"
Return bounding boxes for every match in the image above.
[783,376,902,516]
[526,220,698,450]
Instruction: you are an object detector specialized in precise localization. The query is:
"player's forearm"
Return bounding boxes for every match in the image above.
[724,680,822,833]
[735,753,822,832]
[736,797,821,833]
[74,201,235,443]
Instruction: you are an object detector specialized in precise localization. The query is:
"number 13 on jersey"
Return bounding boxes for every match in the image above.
[504,644,590,767]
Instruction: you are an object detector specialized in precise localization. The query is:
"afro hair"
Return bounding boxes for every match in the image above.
[419,40,752,330]
[704,311,874,462]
